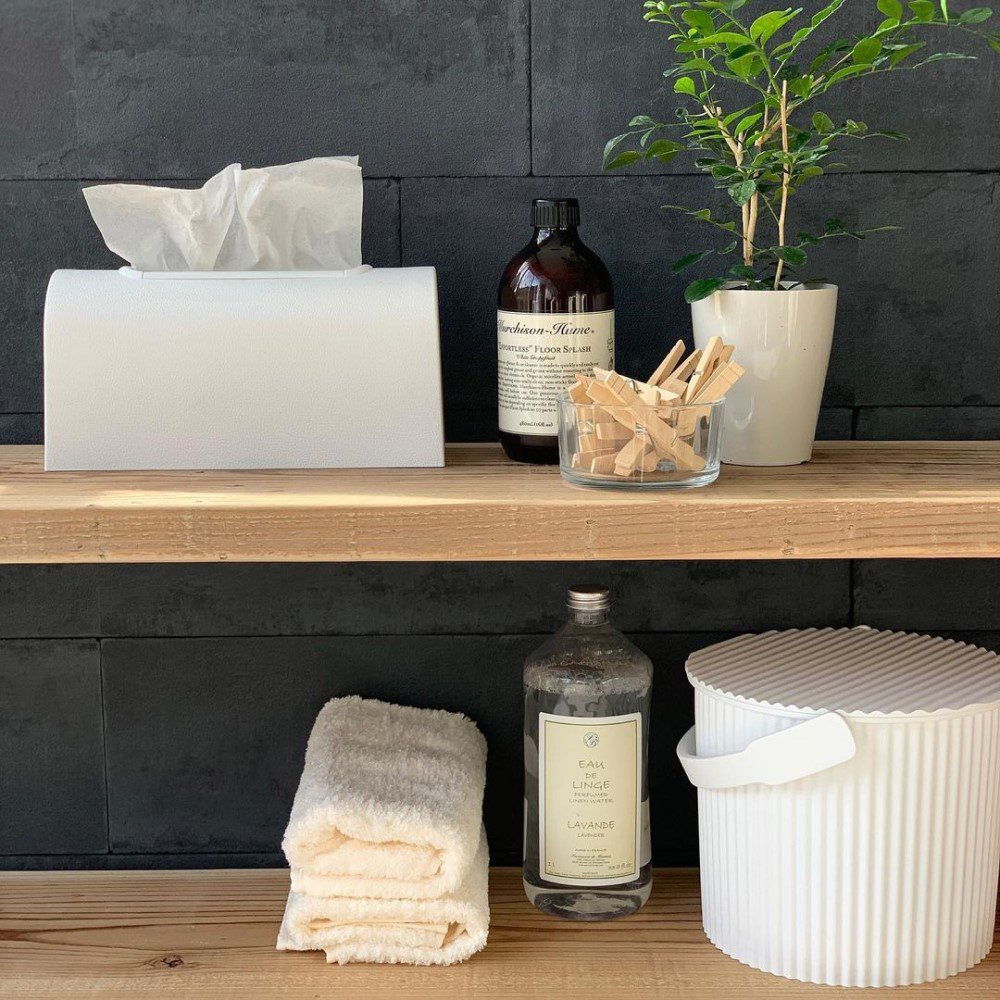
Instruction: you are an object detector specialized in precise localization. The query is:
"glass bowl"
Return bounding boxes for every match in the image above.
[557,395,724,489]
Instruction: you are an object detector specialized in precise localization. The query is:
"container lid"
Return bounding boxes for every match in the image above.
[532,198,580,229]
[686,627,1000,717]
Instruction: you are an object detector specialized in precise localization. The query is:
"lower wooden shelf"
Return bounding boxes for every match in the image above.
[1,867,997,998]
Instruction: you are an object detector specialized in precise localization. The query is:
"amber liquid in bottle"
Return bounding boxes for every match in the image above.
[497,199,614,465]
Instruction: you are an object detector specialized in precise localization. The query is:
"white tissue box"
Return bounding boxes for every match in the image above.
[43,266,445,470]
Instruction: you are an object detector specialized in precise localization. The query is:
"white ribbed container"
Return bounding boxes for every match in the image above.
[677,627,1000,988]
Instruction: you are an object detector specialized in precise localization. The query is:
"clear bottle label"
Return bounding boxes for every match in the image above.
[497,309,614,435]
[538,711,641,886]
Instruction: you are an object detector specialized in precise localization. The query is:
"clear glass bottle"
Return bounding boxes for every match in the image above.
[523,586,652,920]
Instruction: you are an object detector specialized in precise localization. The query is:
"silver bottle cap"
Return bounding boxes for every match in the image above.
[567,585,611,613]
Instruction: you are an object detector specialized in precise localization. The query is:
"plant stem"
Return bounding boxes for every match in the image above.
[704,102,753,266]
[774,80,790,291]
[745,105,770,267]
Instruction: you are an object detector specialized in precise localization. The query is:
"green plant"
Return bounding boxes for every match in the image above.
[604,1,999,299]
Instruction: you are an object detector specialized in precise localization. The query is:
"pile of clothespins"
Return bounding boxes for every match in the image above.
[567,336,744,478]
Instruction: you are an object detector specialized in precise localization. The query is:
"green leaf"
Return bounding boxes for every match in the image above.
[671,250,714,274]
[645,138,684,161]
[877,0,904,17]
[663,206,740,233]
[959,6,992,22]
[909,0,936,21]
[698,31,748,46]
[674,76,698,96]
[810,38,852,73]
[811,0,845,28]
[916,51,977,64]
[940,0,950,20]
[685,277,728,303]
[733,112,763,135]
[679,57,717,72]
[602,134,630,167]
[750,8,803,45]
[710,164,740,178]
[629,115,658,128]
[728,179,757,205]
[811,111,834,132]
[729,264,757,280]
[990,34,1000,53]
[683,9,716,33]
[604,150,643,171]
[824,218,846,233]
[798,165,824,179]
[824,63,872,85]
[888,42,925,66]
[722,104,756,127]
[852,37,883,64]
[726,42,757,60]
[774,245,807,266]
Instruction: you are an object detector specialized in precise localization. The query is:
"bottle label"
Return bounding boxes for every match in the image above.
[497,309,614,435]
[537,711,641,886]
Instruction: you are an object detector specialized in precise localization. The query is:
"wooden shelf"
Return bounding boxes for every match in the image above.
[2,867,996,998]
[1,442,998,563]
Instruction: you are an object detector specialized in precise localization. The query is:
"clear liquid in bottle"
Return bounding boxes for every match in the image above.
[523,586,652,919]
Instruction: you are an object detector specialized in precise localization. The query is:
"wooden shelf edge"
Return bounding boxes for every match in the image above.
[2,866,997,998]
[1,442,999,563]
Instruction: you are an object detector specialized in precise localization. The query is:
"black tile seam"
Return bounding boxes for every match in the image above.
[3,169,1000,184]
[0,851,287,860]
[68,0,80,179]
[4,628,845,642]
[527,0,534,178]
[5,405,1000,418]
[97,648,112,854]
[395,180,402,266]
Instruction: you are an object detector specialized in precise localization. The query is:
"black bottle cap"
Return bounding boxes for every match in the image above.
[532,198,580,229]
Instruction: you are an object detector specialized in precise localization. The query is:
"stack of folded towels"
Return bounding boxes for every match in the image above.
[277,696,489,966]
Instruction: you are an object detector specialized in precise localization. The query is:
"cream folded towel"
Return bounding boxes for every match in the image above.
[282,696,487,899]
[278,827,490,966]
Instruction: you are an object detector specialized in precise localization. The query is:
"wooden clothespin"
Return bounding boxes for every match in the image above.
[685,336,725,401]
[676,360,746,436]
[648,340,686,386]
[614,435,657,476]
[692,360,745,405]
[666,349,702,386]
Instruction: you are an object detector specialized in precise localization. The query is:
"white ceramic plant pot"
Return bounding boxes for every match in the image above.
[691,283,837,466]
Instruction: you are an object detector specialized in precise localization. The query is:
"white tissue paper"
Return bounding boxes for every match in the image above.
[82,157,363,271]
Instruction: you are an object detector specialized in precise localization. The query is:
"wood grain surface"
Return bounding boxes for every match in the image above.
[2,867,997,999]
[1,442,999,562]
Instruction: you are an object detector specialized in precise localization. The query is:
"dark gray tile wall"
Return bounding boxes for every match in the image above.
[94,560,846,638]
[1,560,998,869]
[73,1,530,179]
[1,4,998,869]
[531,1,1000,175]
[1,1,997,435]
[0,639,106,853]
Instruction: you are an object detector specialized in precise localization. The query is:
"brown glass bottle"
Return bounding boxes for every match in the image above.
[497,199,614,464]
